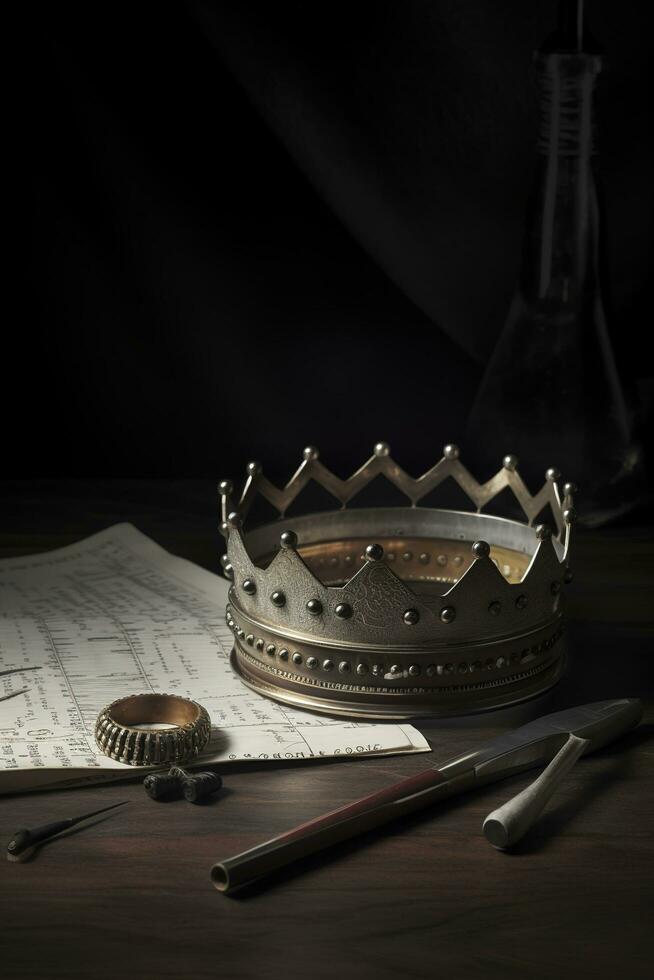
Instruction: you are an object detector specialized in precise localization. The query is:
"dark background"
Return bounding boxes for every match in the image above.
[20,1,652,485]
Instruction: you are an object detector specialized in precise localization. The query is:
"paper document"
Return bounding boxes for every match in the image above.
[0,524,430,792]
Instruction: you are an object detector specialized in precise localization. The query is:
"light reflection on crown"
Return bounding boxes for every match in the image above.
[218,444,576,719]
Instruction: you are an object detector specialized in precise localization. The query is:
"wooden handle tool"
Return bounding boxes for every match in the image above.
[212,700,641,893]
[483,732,590,849]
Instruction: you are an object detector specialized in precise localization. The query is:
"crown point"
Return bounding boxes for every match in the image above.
[471,540,490,559]
[563,507,577,525]
[503,454,518,471]
[536,523,552,541]
[365,543,384,562]
[227,511,243,529]
[443,444,460,460]
[246,460,261,476]
[218,479,233,496]
[374,441,390,457]
[563,482,578,497]
[280,530,298,550]
[303,446,319,461]
[546,467,561,482]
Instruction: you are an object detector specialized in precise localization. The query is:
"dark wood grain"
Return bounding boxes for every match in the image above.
[0,483,652,980]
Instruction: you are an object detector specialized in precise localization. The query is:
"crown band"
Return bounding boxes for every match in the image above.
[220,446,574,719]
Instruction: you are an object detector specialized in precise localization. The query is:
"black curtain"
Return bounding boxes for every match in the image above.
[21,1,652,482]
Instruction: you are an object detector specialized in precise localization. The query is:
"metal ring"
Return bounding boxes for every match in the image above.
[95,693,211,767]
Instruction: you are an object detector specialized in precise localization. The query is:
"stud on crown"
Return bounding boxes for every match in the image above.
[219,444,574,720]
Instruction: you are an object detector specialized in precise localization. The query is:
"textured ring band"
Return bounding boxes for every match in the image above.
[95,693,211,767]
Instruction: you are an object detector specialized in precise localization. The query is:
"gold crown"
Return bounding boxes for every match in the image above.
[219,444,575,719]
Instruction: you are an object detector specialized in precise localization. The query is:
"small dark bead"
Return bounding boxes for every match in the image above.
[143,772,183,802]
[365,543,384,562]
[472,540,490,559]
[242,579,256,596]
[403,608,420,626]
[280,530,298,549]
[182,771,223,804]
[335,602,352,619]
[306,598,323,615]
[270,590,286,607]
[515,594,528,610]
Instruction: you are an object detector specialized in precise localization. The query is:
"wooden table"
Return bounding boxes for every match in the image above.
[1,482,652,980]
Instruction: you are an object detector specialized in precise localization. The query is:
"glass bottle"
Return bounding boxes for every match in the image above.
[466,2,641,524]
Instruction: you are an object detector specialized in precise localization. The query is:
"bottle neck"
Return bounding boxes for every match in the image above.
[519,52,603,307]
